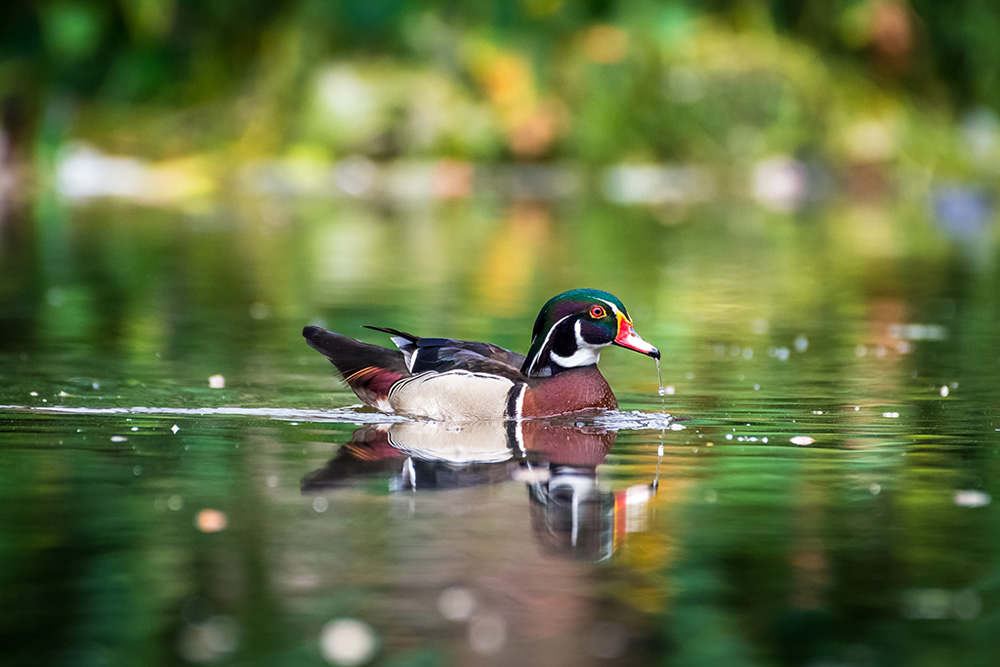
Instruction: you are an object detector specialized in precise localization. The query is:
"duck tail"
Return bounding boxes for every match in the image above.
[303,326,409,409]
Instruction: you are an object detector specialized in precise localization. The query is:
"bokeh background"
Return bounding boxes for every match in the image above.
[2,0,999,205]
[3,3,1000,667]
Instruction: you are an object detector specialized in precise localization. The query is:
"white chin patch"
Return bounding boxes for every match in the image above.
[550,321,603,368]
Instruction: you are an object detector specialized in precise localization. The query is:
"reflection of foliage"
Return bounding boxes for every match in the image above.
[0,188,998,663]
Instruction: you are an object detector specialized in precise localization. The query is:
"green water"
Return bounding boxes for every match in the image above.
[1,196,998,666]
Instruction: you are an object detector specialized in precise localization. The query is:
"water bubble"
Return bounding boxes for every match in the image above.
[901,589,952,619]
[312,497,329,513]
[953,489,990,508]
[195,508,228,533]
[794,335,808,352]
[468,613,506,655]
[439,586,476,621]
[940,385,950,397]
[953,589,983,620]
[178,614,239,663]
[769,346,790,361]
[171,424,180,434]
[249,302,270,320]
[320,618,379,666]
[585,620,628,659]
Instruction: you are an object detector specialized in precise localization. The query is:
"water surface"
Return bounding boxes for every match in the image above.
[1,197,998,666]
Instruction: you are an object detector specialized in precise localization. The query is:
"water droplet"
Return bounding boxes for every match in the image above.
[654,358,667,413]
[940,385,950,397]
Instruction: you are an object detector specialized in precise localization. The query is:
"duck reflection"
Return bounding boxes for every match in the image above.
[302,418,657,560]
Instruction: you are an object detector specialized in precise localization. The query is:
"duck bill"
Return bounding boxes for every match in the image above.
[614,318,660,359]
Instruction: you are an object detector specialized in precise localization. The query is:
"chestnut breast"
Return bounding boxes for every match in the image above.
[520,367,617,418]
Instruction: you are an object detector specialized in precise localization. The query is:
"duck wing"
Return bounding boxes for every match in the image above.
[364,326,527,381]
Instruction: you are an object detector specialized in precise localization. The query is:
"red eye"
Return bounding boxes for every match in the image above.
[589,305,606,319]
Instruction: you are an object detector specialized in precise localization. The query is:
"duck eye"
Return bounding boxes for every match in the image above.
[589,305,606,319]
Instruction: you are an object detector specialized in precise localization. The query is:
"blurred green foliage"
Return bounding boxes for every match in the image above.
[1,1,998,175]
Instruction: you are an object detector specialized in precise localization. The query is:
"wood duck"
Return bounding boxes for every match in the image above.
[303,288,659,421]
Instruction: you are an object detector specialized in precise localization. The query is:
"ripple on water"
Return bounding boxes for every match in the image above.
[2,404,684,432]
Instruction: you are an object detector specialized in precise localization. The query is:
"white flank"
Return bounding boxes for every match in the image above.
[388,370,515,421]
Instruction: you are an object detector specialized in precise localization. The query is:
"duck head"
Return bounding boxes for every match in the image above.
[521,288,659,378]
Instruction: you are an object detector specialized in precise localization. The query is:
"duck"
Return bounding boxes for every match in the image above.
[303,288,659,421]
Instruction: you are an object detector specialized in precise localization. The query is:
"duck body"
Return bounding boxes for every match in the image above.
[304,288,659,421]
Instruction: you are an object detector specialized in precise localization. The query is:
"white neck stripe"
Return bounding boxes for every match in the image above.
[525,313,575,375]
[550,320,603,368]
